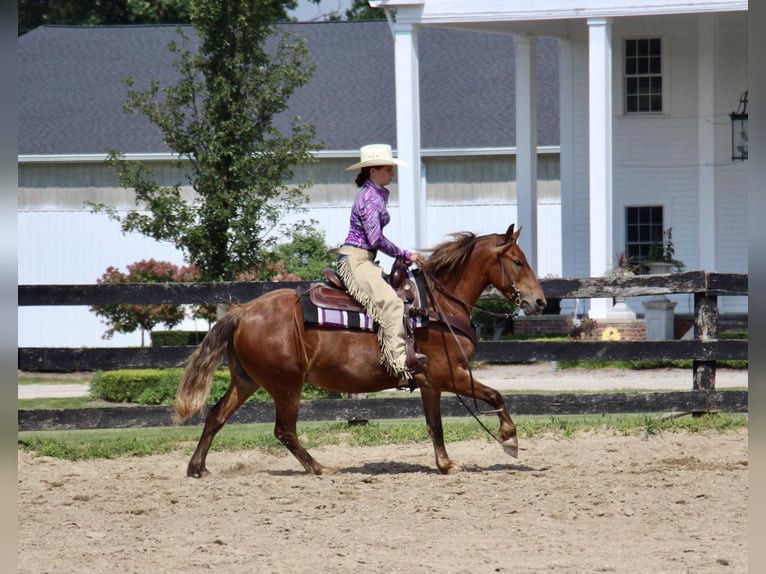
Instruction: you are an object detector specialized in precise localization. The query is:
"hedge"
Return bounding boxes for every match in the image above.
[90,368,342,405]
[150,330,208,347]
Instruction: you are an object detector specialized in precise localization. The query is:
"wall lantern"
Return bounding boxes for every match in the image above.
[729,90,748,161]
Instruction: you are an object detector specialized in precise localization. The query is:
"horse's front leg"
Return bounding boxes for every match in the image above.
[454,369,519,458]
[420,386,463,474]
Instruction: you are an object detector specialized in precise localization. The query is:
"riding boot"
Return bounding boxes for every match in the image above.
[403,316,428,373]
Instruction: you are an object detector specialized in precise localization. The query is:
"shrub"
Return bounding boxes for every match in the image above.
[150,330,208,347]
[91,368,341,405]
[91,369,162,403]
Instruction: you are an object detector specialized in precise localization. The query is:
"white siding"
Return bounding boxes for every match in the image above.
[19,155,563,347]
[19,11,750,347]
[18,211,201,348]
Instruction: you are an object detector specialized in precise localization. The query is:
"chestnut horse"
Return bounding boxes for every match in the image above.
[175,224,546,477]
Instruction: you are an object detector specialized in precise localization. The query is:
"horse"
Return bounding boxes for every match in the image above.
[175,224,546,477]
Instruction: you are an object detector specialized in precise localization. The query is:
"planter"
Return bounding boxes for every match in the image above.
[647,261,674,275]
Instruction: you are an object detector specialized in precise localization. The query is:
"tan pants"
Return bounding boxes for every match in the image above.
[337,245,410,379]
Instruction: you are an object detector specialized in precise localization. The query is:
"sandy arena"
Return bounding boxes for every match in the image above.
[18,365,748,572]
[18,429,747,573]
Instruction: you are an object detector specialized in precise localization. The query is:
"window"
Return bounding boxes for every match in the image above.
[625,38,662,113]
[626,206,664,270]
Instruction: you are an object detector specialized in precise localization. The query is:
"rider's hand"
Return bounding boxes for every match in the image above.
[409,253,426,267]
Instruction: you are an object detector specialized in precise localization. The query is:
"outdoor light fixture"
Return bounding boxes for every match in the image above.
[729,90,748,161]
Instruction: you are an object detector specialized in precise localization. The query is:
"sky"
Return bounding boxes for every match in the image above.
[288,0,355,22]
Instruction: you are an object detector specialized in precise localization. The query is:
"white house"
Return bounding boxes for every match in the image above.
[374,0,749,320]
[18,1,748,348]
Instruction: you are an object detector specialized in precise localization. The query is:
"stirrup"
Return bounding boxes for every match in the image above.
[396,373,419,393]
[406,352,428,373]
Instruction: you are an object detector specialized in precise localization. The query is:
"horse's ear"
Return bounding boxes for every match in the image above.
[503,224,522,245]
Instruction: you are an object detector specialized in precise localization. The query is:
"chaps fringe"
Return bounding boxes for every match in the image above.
[337,256,410,379]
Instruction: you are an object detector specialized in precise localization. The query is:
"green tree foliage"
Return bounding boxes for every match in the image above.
[18,0,197,35]
[90,259,189,345]
[342,0,387,20]
[274,222,336,280]
[313,0,387,21]
[90,0,318,282]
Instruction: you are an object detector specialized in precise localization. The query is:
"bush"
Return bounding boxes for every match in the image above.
[91,368,342,405]
[150,330,208,347]
[471,299,517,340]
[91,369,162,403]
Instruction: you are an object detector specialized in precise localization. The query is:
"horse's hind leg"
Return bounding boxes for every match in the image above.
[272,393,338,476]
[187,368,257,478]
[420,387,463,474]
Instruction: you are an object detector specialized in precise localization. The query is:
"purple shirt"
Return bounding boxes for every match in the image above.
[343,180,411,260]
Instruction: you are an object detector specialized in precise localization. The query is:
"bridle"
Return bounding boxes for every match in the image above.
[494,238,523,312]
[418,243,527,424]
[422,246,523,320]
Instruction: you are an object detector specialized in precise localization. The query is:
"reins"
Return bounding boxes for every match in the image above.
[420,263,520,426]
[421,270,502,444]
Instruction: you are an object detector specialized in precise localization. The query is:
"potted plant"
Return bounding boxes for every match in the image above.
[605,250,637,278]
[604,250,637,318]
[644,227,684,274]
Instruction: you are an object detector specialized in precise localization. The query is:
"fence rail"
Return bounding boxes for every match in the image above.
[18,271,748,430]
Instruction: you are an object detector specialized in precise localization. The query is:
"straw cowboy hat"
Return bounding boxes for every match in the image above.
[345,144,407,171]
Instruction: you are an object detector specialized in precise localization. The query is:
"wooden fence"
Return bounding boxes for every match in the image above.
[18,271,748,431]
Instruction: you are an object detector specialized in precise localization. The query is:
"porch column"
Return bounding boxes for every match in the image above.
[392,22,424,251]
[558,37,575,279]
[587,17,613,319]
[514,34,538,270]
[698,13,718,271]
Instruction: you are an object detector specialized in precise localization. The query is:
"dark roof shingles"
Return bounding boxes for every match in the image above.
[19,22,559,156]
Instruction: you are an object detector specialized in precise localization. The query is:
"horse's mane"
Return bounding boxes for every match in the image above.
[422,232,480,284]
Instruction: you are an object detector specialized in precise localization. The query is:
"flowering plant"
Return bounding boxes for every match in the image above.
[645,228,684,272]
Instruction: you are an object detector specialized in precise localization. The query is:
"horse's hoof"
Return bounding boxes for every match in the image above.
[315,465,339,476]
[187,467,210,479]
[501,439,519,459]
[438,462,463,474]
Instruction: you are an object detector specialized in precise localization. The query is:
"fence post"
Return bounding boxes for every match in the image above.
[693,290,718,399]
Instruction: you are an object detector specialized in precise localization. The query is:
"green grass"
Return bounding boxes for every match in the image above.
[17,412,747,461]
[555,359,748,369]
[18,397,103,410]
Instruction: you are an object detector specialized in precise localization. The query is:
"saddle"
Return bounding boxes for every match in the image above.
[309,263,422,315]
[299,259,478,363]
[302,259,428,372]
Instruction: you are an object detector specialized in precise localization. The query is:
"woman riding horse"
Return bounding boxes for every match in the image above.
[175,224,546,477]
[337,144,428,389]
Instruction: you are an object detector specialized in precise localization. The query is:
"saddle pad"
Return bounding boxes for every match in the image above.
[300,292,376,331]
[300,269,428,332]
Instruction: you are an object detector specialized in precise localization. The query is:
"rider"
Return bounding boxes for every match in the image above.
[336,144,427,389]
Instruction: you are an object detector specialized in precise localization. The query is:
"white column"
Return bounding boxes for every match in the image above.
[392,23,423,251]
[698,14,718,271]
[514,34,538,270]
[587,18,613,319]
[558,37,575,279]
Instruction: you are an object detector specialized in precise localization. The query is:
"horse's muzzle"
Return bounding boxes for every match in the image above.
[521,298,547,316]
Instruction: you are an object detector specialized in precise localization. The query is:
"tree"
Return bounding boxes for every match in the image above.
[341,0,387,21]
[313,0,386,21]
[90,259,188,345]
[19,0,196,36]
[273,222,336,280]
[90,0,317,282]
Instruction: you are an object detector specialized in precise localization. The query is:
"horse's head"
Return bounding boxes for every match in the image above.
[486,224,547,315]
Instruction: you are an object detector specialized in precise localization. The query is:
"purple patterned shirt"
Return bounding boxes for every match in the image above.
[343,180,411,260]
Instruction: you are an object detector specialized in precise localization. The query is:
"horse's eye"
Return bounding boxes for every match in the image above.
[513,259,523,267]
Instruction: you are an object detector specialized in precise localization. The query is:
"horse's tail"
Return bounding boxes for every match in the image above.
[174,306,244,423]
